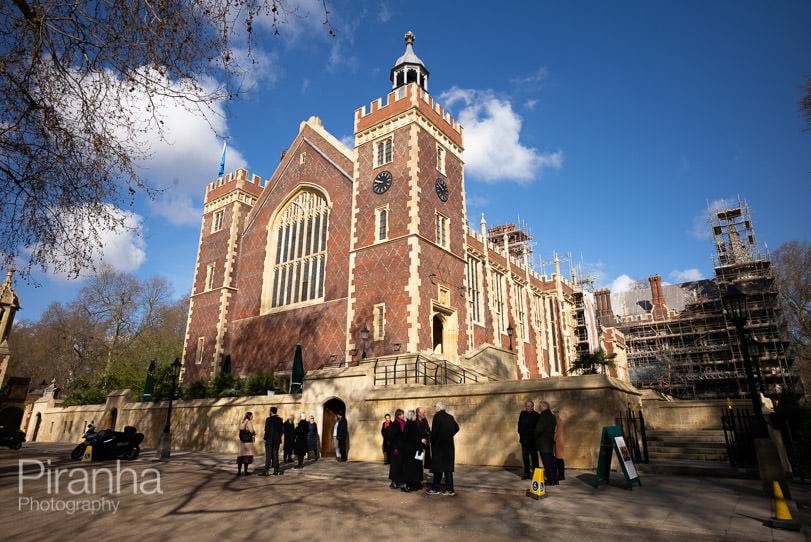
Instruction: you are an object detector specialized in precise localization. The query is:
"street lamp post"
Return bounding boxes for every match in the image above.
[361,325,369,360]
[721,286,766,437]
[507,324,514,351]
[159,358,182,459]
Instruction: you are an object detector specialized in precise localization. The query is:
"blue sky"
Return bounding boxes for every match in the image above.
[12,0,811,322]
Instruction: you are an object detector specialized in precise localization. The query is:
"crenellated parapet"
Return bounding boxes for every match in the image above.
[204,168,264,213]
[354,83,463,152]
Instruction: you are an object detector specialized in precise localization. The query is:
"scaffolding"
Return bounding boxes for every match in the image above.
[615,202,796,400]
[487,221,535,260]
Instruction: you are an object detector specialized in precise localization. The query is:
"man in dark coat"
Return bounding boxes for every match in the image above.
[333,411,349,461]
[283,414,296,462]
[533,400,558,485]
[294,414,309,469]
[517,400,540,479]
[260,406,283,476]
[426,401,459,496]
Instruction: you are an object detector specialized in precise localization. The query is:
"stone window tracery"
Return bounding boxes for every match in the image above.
[270,189,329,308]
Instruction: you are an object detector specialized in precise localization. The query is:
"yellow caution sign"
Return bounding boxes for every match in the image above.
[81,445,93,462]
[526,467,548,500]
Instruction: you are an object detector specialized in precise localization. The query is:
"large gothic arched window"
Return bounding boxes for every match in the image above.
[269,189,329,308]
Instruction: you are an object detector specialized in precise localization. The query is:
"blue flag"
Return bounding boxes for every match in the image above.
[218,141,227,177]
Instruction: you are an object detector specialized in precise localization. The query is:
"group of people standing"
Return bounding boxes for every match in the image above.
[382,401,459,495]
[236,407,327,476]
[518,399,564,485]
[240,400,558,488]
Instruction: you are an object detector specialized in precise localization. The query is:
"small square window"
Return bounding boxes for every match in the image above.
[438,285,450,306]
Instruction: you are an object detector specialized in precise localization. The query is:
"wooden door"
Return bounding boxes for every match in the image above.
[322,408,337,455]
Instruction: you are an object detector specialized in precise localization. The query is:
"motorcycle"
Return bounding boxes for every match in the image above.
[71,424,144,461]
[0,425,25,450]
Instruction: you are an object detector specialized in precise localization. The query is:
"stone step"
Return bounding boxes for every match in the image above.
[647,429,726,435]
[636,460,756,479]
[647,443,727,453]
[646,433,727,445]
[647,450,729,462]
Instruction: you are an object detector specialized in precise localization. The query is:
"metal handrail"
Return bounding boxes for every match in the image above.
[372,355,481,386]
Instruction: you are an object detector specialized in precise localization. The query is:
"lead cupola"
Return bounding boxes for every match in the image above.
[390,31,429,91]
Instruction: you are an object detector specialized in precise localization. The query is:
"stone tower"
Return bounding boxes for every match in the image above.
[346,32,469,361]
[183,169,263,378]
[0,268,21,387]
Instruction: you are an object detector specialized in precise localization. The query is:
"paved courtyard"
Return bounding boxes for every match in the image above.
[1,443,808,541]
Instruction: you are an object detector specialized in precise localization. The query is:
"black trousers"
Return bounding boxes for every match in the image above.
[337,438,348,461]
[264,442,280,473]
[521,441,539,476]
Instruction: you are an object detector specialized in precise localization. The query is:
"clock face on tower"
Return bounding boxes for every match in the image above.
[372,171,393,194]
[435,178,449,202]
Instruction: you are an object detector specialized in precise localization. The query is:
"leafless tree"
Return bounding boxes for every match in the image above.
[772,240,811,398]
[1,0,333,280]
[9,267,189,394]
[800,73,811,130]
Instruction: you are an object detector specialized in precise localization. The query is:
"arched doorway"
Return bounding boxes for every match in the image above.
[32,413,41,442]
[109,408,118,431]
[322,398,346,458]
[432,315,444,355]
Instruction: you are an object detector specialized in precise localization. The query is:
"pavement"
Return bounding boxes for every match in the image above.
[2,442,809,541]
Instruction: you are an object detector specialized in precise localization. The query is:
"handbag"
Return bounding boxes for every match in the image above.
[415,450,425,461]
[239,429,253,443]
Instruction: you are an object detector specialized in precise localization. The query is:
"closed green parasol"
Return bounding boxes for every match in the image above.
[142,359,156,402]
[222,354,232,375]
[290,344,304,394]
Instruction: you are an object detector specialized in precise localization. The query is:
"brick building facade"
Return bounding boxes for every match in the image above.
[181,33,619,384]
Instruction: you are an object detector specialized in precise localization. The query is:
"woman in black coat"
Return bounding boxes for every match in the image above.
[294,414,309,469]
[387,409,406,489]
[306,415,319,460]
[380,413,392,464]
[401,410,424,491]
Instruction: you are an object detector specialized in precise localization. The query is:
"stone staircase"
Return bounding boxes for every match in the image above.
[637,429,757,478]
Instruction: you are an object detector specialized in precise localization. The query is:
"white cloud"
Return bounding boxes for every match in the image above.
[465,194,489,209]
[115,75,248,226]
[669,268,704,282]
[340,135,355,149]
[510,68,548,87]
[611,274,636,293]
[95,210,147,272]
[439,87,562,183]
[25,204,146,281]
